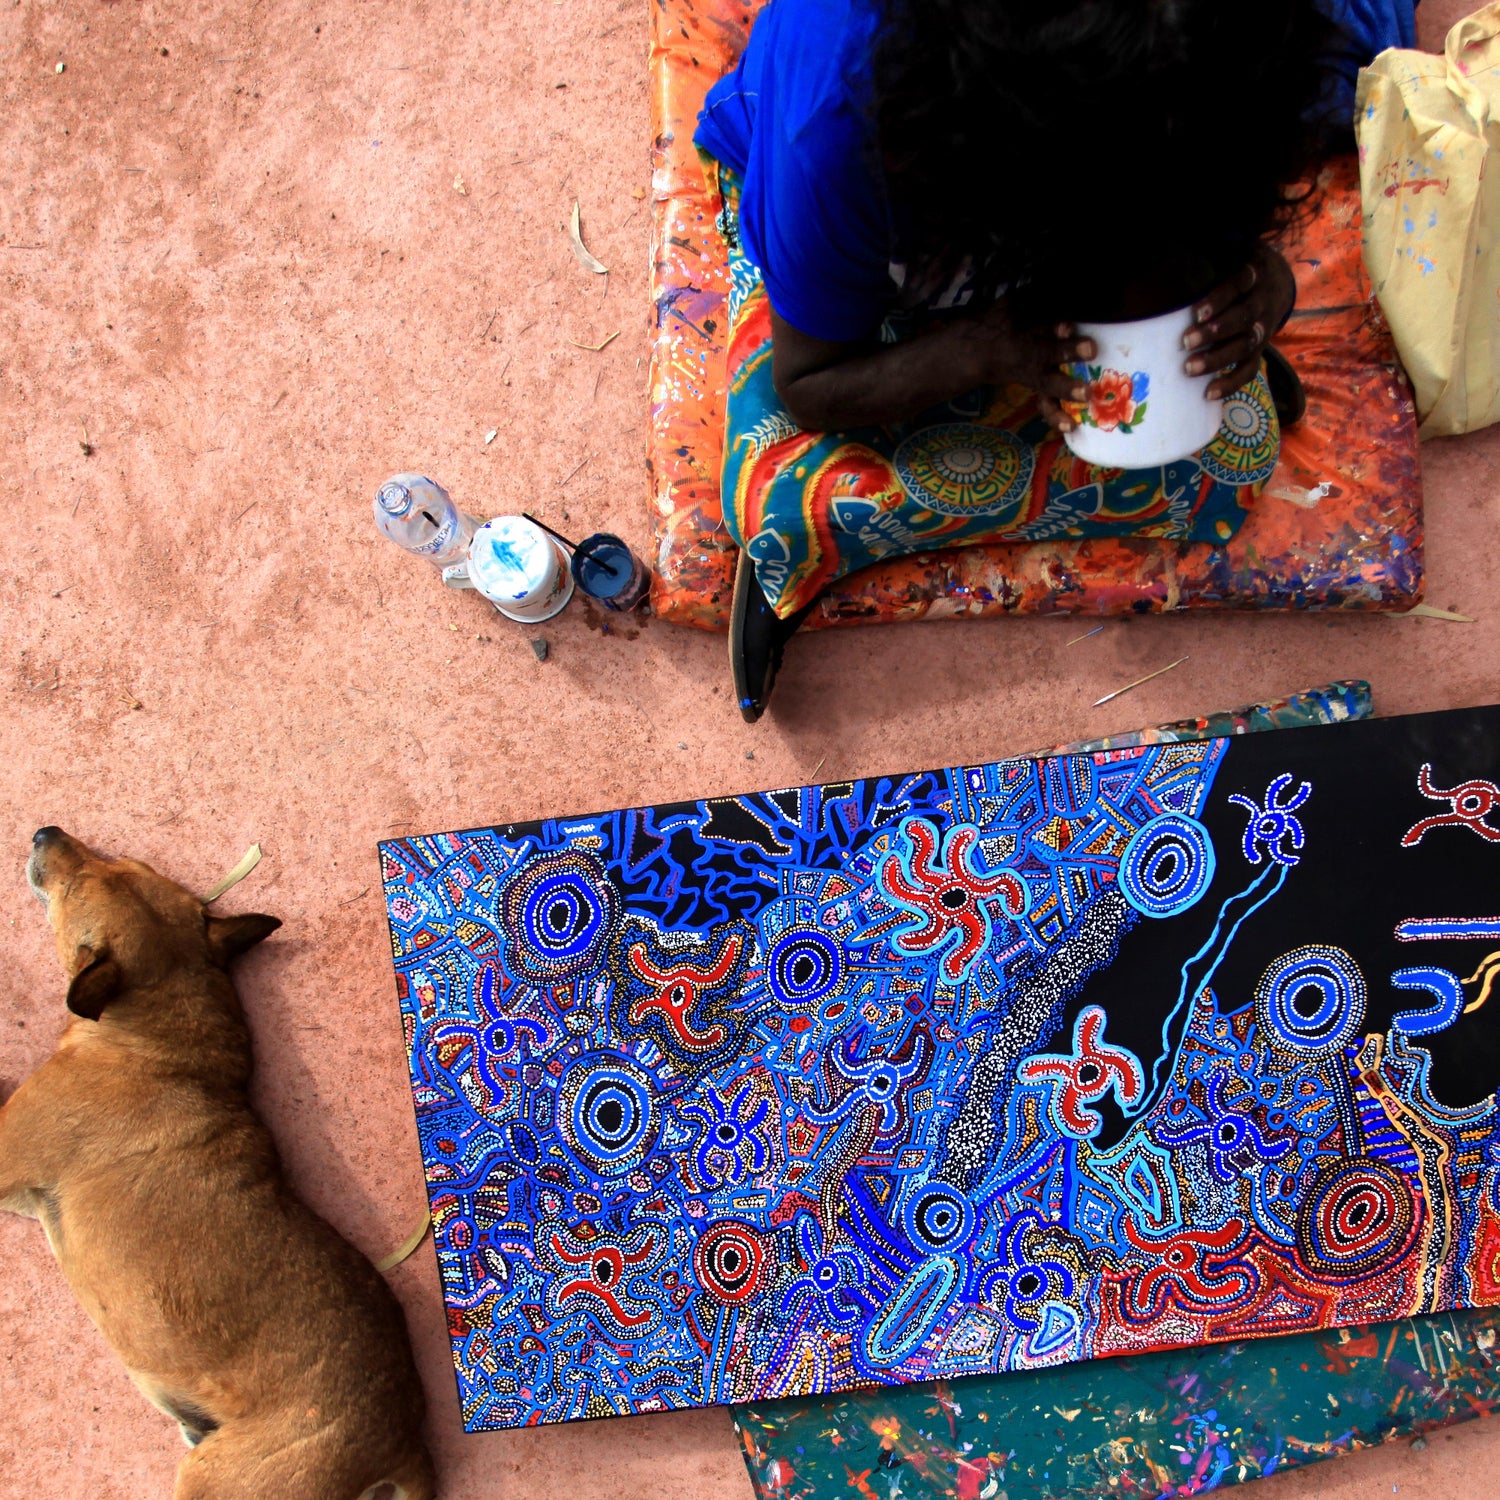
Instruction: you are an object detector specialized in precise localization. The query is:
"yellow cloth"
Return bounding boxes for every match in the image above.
[1357,4,1500,437]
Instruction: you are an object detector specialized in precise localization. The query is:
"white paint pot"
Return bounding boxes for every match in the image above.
[1061,303,1224,468]
[443,516,574,623]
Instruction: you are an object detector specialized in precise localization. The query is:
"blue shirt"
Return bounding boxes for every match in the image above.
[697,0,892,343]
[1323,0,1418,86]
[697,0,1418,343]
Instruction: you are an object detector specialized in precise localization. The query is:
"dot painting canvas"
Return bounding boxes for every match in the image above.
[380,706,1500,1431]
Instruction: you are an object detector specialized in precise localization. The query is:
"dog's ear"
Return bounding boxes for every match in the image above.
[205,912,282,967]
[67,948,124,1021]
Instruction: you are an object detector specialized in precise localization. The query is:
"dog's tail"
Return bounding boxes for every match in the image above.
[361,1446,438,1500]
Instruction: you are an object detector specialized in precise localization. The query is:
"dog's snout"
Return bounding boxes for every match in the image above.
[27,827,79,901]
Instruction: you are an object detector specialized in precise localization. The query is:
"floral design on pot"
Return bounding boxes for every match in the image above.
[1064,366,1151,434]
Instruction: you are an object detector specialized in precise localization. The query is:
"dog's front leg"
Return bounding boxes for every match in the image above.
[0,1069,60,1216]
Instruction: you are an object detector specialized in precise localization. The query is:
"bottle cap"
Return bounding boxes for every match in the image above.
[376,480,413,516]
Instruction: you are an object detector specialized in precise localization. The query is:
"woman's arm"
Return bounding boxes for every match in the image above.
[770,300,1096,432]
[768,239,1294,432]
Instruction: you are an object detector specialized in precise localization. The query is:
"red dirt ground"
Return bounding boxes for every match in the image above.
[1,1,1497,1496]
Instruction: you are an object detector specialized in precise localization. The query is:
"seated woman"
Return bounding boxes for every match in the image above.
[695,0,1414,721]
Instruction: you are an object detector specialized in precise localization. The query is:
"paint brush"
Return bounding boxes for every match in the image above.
[524,512,579,551]
[1066,624,1105,646]
[1093,655,1189,708]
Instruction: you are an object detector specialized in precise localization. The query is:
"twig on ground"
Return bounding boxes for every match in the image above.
[1404,603,1476,623]
[203,844,262,902]
[376,1211,432,1272]
[569,201,608,274]
[1093,656,1189,708]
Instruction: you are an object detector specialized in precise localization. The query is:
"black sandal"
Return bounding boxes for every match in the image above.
[1264,345,1306,428]
[729,554,815,724]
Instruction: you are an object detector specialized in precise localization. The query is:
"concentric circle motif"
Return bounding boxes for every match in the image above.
[767,927,844,1009]
[693,1220,766,1305]
[1296,1157,1418,1278]
[1010,1267,1046,1300]
[1197,376,1280,486]
[893,424,1034,519]
[444,1212,478,1253]
[558,1053,657,1176]
[902,1183,976,1255]
[499,849,617,984]
[1119,814,1216,918]
[1255,945,1367,1057]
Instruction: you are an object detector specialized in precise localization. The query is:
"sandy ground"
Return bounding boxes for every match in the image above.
[1,0,1497,1496]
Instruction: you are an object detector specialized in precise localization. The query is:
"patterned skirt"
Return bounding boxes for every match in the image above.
[711,163,1283,618]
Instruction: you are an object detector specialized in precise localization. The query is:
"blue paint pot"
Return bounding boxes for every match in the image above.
[570,532,651,612]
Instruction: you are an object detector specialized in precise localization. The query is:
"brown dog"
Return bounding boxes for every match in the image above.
[0,828,435,1500]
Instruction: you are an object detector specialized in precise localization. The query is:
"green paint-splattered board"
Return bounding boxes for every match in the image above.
[732,1309,1500,1500]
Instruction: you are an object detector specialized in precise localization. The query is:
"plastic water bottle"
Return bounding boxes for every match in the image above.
[373,474,480,568]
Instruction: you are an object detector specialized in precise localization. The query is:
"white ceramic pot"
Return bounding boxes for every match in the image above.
[1061,303,1224,468]
[442,516,574,623]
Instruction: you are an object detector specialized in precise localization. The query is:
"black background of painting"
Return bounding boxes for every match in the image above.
[1076,703,1500,1146]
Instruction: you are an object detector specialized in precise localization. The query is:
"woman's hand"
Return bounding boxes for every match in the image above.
[960,301,1096,432]
[1182,243,1296,398]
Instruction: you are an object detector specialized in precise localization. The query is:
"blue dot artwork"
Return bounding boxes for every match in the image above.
[381,706,1500,1431]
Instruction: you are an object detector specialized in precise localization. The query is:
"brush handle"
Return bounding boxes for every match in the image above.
[523,512,578,551]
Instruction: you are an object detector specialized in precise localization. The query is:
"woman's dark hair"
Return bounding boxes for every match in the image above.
[872,0,1335,316]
